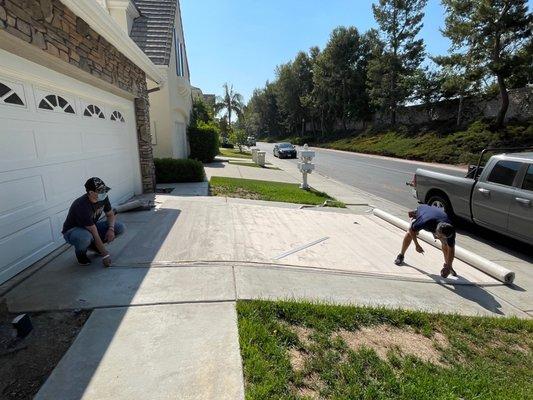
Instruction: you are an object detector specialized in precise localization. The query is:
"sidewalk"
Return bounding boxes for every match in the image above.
[204,158,297,183]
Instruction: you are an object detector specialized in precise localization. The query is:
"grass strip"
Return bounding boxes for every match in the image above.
[237,300,533,400]
[228,161,281,170]
[209,177,344,207]
[219,148,253,159]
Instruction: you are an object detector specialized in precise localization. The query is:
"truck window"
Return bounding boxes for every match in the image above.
[522,165,533,191]
[487,160,522,186]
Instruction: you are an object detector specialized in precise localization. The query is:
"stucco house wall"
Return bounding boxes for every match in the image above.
[127,0,192,160]
[149,4,191,159]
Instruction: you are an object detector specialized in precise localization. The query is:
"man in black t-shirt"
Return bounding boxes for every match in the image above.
[62,177,126,266]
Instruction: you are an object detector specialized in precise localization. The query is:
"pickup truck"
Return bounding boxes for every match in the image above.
[412,150,533,245]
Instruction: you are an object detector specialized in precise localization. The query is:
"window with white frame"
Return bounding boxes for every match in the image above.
[0,81,25,106]
[174,29,185,77]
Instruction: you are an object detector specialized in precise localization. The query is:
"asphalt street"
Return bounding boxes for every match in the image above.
[258,142,465,210]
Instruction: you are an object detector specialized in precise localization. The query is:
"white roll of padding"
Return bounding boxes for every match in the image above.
[372,208,515,284]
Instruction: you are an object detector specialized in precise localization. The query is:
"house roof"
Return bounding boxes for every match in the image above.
[130,0,177,66]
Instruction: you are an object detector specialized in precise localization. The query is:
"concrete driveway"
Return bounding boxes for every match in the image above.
[6,194,524,316]
[3,188,529,400]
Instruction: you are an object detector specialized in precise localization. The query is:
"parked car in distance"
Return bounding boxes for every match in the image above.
[273,142,297,159]
[247,136,256,147]
[411,150,533,245]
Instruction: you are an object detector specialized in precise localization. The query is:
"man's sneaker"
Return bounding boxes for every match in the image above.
[76,251,91,266]
[394,254,404,266]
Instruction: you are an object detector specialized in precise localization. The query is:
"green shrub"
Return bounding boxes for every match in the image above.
[188,123,220,163]
[154,158,205,183]
[221,142,234,149]
[321,120,533,164]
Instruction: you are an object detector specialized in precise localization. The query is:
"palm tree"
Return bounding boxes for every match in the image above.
[214,83,244,131]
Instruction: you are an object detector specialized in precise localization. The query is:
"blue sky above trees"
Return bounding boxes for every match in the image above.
[182,0,532,102]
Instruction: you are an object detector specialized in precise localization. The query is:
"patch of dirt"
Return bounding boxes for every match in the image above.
[297,372,323,399]
[211,186,262,200]
[287,325,314,371]
[334,325,449,366]
[0,302,91,400]
[289,347,308,371]
[290,325,314,347]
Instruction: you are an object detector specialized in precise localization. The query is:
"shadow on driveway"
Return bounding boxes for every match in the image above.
[404,262,505,315]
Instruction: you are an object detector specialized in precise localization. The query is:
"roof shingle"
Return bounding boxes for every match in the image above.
[130,0,177,66]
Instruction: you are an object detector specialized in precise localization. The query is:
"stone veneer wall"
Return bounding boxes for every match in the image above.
[0,0,156,192]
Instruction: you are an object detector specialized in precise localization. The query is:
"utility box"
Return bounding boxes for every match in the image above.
[257,151,266,166]
[251,148,259,163]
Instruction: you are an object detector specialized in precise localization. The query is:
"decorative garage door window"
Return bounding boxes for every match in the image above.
[38,94,75,114]
[110,110,125,122]
[0,82,24,106]
[84,104,105,119]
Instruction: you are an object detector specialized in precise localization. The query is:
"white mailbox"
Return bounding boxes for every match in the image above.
[297,144,315,189]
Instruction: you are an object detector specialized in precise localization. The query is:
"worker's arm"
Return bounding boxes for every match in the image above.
[409,228,424,253]
[105,210,116,243]
[86,224,108,256]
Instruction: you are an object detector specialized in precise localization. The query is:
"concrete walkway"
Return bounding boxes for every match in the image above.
[205,158,296,183]
[2,173,531,399]
[35,303,244,400]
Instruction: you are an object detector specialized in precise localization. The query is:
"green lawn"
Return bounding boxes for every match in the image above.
[209,177,344,206]
[238,300,533,400]
[219,148,253,159]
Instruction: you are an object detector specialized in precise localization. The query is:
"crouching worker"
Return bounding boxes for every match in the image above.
[62,177,125,267]
[394,204,456,278]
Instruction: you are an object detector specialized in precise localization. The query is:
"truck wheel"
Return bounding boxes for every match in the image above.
[427,195,453,216]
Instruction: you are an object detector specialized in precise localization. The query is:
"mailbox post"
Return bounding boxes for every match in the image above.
[297,144,315,189]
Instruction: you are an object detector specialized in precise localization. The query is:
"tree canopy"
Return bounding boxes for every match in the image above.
[241,0,532,139]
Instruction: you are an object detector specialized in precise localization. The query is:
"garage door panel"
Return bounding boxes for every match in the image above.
[0,175,46,218]
[51,208,69,242]
[42,160,87,202]
[0,218,56,283]
[0,126,37,170]
[83,132,126,152]
[35,127,84,161]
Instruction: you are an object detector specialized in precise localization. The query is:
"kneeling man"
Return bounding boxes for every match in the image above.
[62,177,125,266]
[394,204,456,278]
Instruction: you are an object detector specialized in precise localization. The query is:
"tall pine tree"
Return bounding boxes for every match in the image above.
[441,0,532,127]
[368,0,428,125]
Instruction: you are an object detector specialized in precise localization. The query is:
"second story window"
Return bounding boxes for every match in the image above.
[175,30,185,77]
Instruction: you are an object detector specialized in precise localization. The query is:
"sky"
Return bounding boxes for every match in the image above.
[181,0,530,103]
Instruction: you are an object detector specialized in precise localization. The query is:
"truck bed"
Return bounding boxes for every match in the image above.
[415,169,475,220]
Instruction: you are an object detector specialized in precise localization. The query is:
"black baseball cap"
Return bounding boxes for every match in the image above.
[84,177,111,193]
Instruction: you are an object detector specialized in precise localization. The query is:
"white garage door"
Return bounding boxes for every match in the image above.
[0,50,142,284]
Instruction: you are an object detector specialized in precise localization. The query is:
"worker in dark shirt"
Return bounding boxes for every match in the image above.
[62,177,125,266]
[394,204,457,278]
